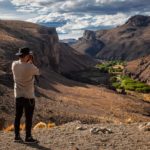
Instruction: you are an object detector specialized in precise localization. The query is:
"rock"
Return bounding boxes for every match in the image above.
[126,15,150,27]
[72,30,104,57]
[83,30,96,40]
[90,127,100,134]
[139,122,150,131]
[76,126,86,130]
[90,127,113,134]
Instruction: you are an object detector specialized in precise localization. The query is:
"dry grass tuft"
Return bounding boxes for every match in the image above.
[47,122,56,128]
[33,122,47,130]
[3,123,25,132]
[33,122,56,130]
[3,122,56,132]
[143,94,150,102]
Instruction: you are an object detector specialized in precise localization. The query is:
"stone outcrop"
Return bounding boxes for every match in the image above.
[126,15,150,27]
[72,30,104,57]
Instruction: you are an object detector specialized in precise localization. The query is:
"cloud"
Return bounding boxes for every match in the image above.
[1,0,150,39]
[27,11,129,39]
[10,0,150,15]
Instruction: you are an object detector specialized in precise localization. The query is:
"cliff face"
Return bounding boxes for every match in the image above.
[72,15,150,61]
[72,30,104,57]
[0,20,96,74]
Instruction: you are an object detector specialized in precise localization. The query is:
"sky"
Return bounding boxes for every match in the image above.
[0,0,150,39]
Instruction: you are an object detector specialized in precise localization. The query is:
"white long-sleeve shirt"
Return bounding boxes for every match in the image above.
[11,60,40,99]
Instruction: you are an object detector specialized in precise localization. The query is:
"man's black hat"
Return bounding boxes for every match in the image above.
[15,47,33,56]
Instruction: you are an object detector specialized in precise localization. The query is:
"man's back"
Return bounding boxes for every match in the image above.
[12,60,39,98]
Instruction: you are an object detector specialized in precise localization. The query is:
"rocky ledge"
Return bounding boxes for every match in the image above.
[0,121,150,150]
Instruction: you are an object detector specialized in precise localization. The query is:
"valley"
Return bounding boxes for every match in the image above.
[0,0,150,149]
[62,60,150,102]
[0,19,150,131]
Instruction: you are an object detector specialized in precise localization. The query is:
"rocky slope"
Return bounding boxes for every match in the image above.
[0,20,150,131]
[72,15,150,60]
[0,121,150,150]
[0,20,96,74]
[124,56,150,85]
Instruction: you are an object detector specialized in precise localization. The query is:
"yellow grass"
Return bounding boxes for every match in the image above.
[33,122,56,130]
[33,122,47,130]
[4,123,25,132]
[3,122,56,132]
[47,123,56,128]
[143,94,150,102]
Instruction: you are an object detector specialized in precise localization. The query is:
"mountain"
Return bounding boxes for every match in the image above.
[124,56,150,85]
[0,20,96,74]
[73,30,105,57]
[72,15,150,60]
[0,20,150,130]
[60,38,77,45]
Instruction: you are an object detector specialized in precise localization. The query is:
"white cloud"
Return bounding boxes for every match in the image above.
[27,11,129,39]
[1,0,150,39]
[9,0,131,13]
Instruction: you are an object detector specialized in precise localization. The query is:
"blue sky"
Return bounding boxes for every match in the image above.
[0,0,150,39]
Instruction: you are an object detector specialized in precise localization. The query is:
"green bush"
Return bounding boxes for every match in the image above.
[120,76,150,93]
[124,84,135,91]
[112,82,122,89]
[110,76,117,82]
[96,64,109,73]
[135,87,150,93]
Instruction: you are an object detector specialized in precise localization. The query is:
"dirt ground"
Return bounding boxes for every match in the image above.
[0,121,150,150]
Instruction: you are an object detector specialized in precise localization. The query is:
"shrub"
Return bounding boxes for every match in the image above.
[112,82,122,89]
[110,76,117,82]
[135,87,150,93]
[124,84,135,91]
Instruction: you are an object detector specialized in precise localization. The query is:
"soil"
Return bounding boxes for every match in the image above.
[0,121,150,150]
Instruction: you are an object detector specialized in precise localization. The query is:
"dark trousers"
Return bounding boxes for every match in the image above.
[14,97,35,138]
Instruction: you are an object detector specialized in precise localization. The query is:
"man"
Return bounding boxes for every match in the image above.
[11,47,40,143]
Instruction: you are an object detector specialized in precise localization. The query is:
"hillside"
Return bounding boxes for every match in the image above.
[0,20,96,74]
[0,20,150,131]
[124,56,150,85]
[72,15,150,60]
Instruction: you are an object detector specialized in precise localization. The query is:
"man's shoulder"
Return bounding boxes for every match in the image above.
[11,60,19,70]
[12,60,19,67]
[12,60,19,64]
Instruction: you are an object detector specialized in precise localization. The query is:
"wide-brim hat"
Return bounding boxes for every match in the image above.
[15,47,33,56]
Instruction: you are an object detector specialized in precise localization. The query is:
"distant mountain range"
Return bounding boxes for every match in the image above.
[72,15,150,61]
[60,38,77,45]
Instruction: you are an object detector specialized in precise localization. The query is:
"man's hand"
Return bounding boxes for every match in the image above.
[27,55,34,64]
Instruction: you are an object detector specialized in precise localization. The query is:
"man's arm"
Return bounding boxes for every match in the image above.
[27,55,40,76]
[32,64,40,76]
